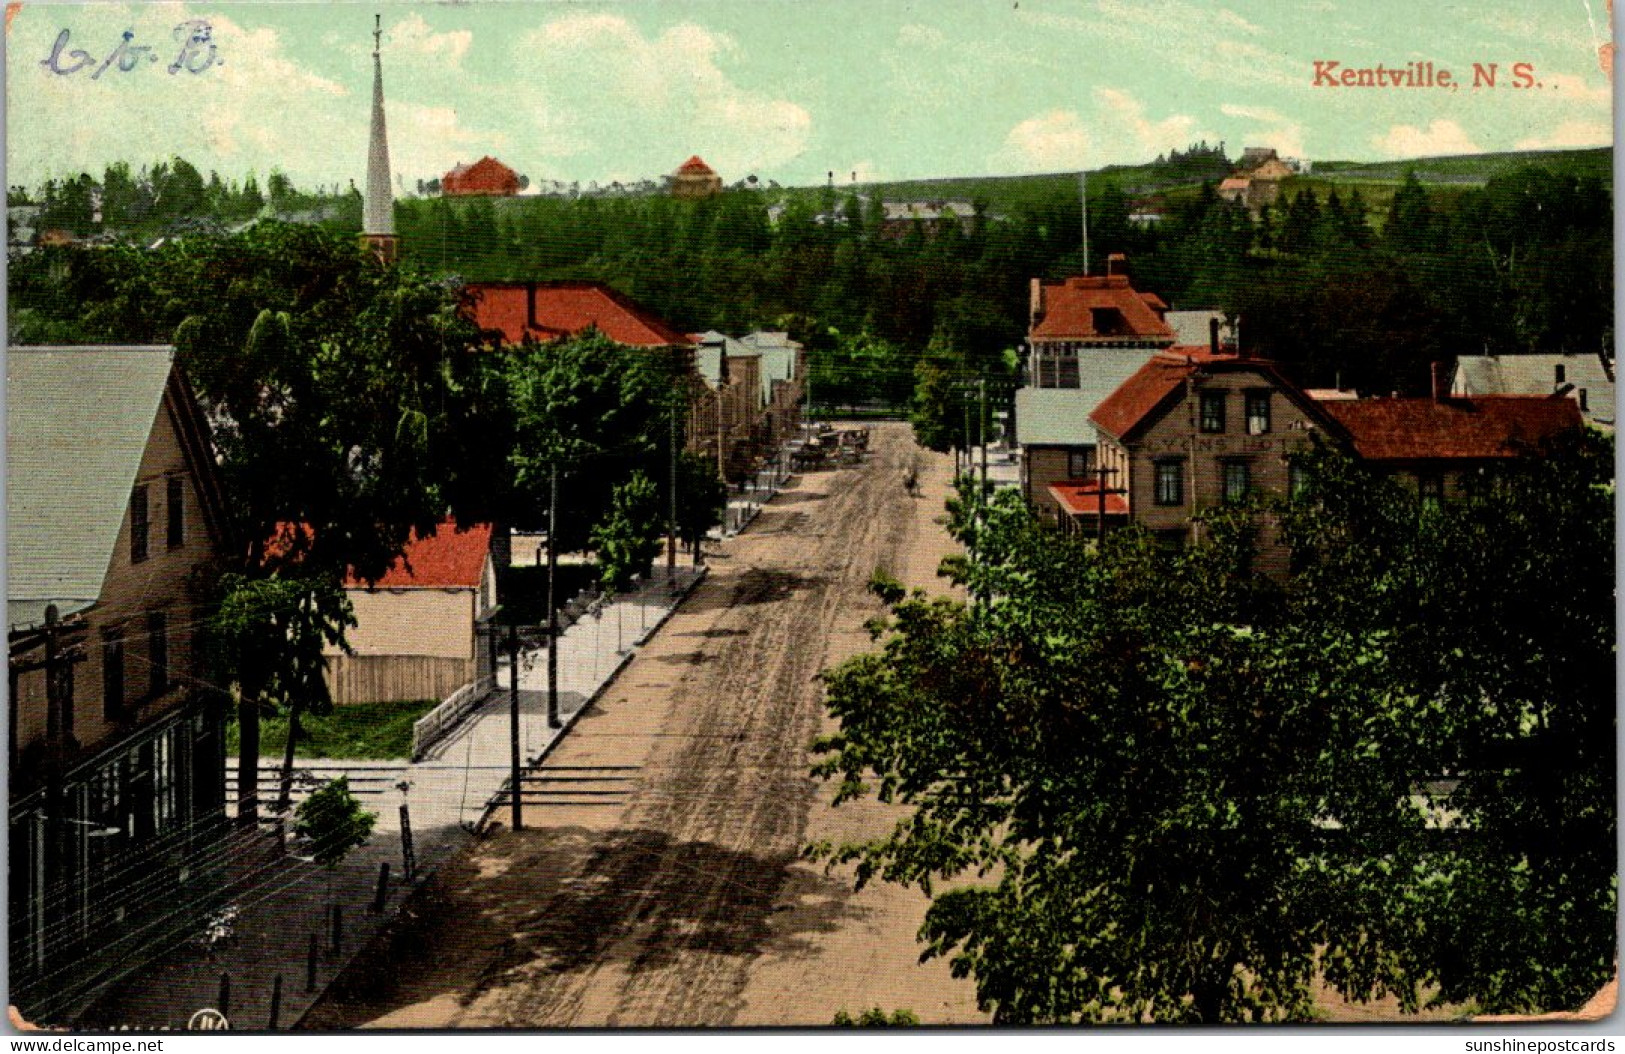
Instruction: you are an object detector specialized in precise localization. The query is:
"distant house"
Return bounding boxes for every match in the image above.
[671,155,723,199]
[467,280,694,349]
[462,281,751,477]
[879,200,977,238]
[7,346,230,1011]
[1240,146,1279,169]
[1218,177,1252,207]
[1015,259,1177,522]
[442,156,521,197]
[1319,389,1584,504]
[325,521,498,705]
[1082,345,1338,573]
[1451,352,1615,429]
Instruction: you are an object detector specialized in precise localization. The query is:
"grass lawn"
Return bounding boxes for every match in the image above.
[226,698,436,761]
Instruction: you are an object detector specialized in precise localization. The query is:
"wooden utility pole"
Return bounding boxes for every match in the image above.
[546,463,561,730]
[978,377,989,496]
[508,618,522,831]
[667,400,677,584]
[1090,463,1127,546]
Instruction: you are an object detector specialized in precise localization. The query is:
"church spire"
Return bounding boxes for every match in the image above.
[362,13,399,263]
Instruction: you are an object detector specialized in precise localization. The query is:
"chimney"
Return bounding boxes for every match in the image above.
[1430,360,1448,402]
[1106,252,1126,277]
[1029,278,1044,328]
[1209,316,1220,358]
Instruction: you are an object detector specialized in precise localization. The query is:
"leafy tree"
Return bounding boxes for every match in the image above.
[674,450,728,564]
[831,1007,919,1026]
[294,776,377,867]
[809,434,1614,1022]
[502,330,680,553]
[205,571,355,823]
[589,470,664,592]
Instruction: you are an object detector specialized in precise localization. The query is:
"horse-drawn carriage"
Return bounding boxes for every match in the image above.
[789,424,869,470]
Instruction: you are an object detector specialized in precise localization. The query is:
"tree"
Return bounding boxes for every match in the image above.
[294,776,377,867]
[590,470,663,591]
[673,450,728,564]
[502,330,678,553]
[810,434,1614,1022]
[205,571,355,823]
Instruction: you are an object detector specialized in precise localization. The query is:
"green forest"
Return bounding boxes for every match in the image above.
[9,147,1613,409]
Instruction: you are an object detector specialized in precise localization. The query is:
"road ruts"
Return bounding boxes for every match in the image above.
[465,422,932,1028]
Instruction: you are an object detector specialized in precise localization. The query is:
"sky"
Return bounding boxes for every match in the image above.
[3,0,1616,192]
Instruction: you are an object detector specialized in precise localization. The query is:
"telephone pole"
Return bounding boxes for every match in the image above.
[1090,463,1126,546]
[667,400,677,586]
[546,463,561,730]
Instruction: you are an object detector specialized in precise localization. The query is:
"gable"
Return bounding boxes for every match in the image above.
[7,347,176,628]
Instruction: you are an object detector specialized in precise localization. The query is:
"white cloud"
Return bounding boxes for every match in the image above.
[1004,110,1092,170]
[1515,119,1612,149]
[1094,88,1212,158]
[510,15,812,180]
[897,24,947,48]
[1370,119,1482,158]
[386,12,472,67]
[1000,90,1215,172]
[9,5,358,187]
[1214,8,1263,35]
[1220,103,1306,158]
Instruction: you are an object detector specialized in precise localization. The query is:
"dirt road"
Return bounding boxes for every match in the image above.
[303,422,989,1028]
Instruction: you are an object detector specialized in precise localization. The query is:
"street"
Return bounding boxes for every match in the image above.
[302,422,990,1027]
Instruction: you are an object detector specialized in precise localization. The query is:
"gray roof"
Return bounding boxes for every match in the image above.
[1016,348,1160,445]
[8,346,176,630]
[1452,353,1615,427]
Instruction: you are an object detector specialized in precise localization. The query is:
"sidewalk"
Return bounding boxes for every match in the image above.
[70,567,709,1031]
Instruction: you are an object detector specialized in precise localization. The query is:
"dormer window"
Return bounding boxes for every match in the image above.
[1090,307,1125,336]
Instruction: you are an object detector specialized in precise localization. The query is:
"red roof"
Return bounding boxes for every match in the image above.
[677,155,715,175]
[465,282,693,348]
[443,156,520,196]
[1030,274,1176,342]
[346,521,492,589]
[1049,480,1130,518]
[1318,396,1582,462]
[1089,347,1218,439]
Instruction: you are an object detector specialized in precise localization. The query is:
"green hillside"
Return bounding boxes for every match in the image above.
[776,146,1610,216]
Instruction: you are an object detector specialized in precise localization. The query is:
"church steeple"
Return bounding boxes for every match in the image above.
[362,13,399,263]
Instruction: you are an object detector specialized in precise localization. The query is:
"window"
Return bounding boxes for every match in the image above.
[147,613,168,698]
[103,631,125,719]
[1555,363,1566,384]
[1418,473,1444,510]
[1288,460,1310,500]
[167,476,184,549]
[1199,390,1226,433]
[130,485,149,563]
[1245,390,1271,435]
[1222,460,1251,502]
[1067,448,1094,478]
[1154,459,1184,505]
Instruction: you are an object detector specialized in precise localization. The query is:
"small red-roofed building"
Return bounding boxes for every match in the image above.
[442,156,521,197]
[326,520,498,705]
[671,155,723,199]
